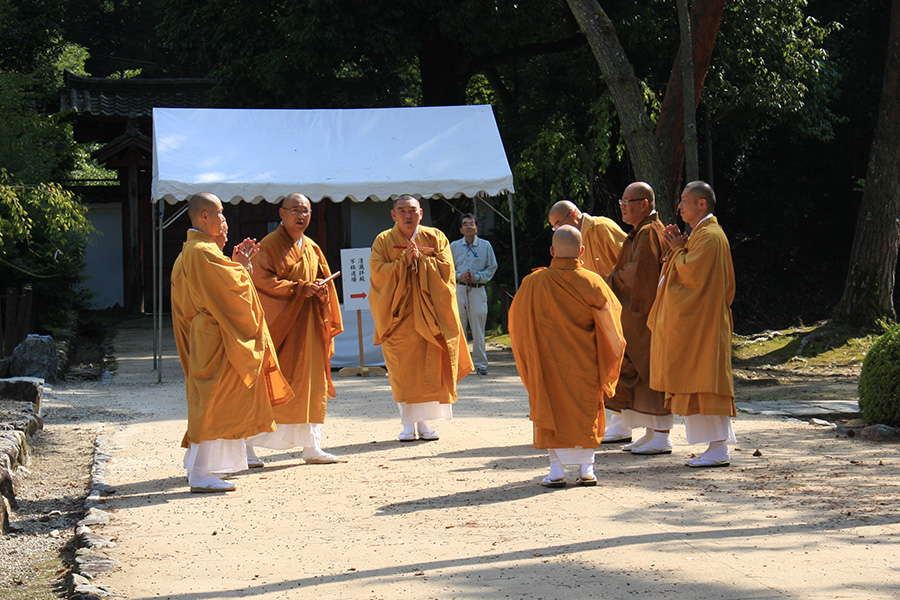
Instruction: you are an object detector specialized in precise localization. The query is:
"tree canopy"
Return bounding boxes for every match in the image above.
[0,0,97,327]
[0,0,893,332]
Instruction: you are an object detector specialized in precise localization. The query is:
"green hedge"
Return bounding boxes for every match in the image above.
[858,325,900,427]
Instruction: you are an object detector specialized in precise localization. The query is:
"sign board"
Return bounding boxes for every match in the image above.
[340,248,372,311]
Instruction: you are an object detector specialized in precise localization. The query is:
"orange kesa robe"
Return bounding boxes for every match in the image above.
[510,258,626,449]
[369,224,473,404]
[647,216,736,416]
[581,214,626,277]
[605,212,668,415]
[171,230,293,446]
[251,225,343,424]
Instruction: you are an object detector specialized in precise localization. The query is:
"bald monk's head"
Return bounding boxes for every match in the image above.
[684,180,715,212]
[188,193,227,240]
[619,181,655,227]
[280,192,312,241]
[678,180,716,229]
[550,225,584,259]
[548,200,583,231]
[391,194,423,238]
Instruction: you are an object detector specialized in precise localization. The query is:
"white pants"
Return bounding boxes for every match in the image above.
[549,448,595,466]
[183,439,247,474]
[621,409,674,431]
[398,402,452,426]
[683,415,737,445]
[456,284,488,369]
[248,423,321,450]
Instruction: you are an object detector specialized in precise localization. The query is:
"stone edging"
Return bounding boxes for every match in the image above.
[69,432,123,599]
[0,377,44,534]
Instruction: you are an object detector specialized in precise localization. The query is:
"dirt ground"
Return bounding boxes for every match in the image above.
[2,317,898,600]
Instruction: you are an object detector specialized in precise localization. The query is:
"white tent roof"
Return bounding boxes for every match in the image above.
[151,105,515,204]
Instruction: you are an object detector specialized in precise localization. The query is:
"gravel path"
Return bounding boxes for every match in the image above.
[3,317,898,600]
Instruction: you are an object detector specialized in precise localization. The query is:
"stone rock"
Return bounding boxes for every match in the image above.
[0,377,44,412]
[859,424,899,441]
[810,418,836,428]
[0,465,17,511]
[81,531,117,549]
[71,590,108,599]
[0,431,28,470]
[0,407,43,437]
[78,507,111,527]
[71,572,92,585]
[10,335,58,382]
[75,553,119,578]
[0,495,9,534]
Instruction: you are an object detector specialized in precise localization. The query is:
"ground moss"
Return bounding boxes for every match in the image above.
[732,321,874,368]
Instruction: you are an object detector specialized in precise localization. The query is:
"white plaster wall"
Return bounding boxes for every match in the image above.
[82,203,124,308]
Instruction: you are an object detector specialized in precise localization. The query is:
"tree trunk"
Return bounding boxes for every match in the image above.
[655,0,725,214]
[566,0,671,222]
[567,0,724,223]
[833,0,900,326]
[677,0,699,184]
[419,39,468,107]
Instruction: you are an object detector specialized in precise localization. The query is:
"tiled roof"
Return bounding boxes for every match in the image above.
[60,69,217,118]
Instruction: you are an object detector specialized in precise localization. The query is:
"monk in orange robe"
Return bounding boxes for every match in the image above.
[648,181,736,468]
[603,182,673,454]
[248,193,344,465]
[171,193,293,492]
[510,225,625,488]
[548,200,626,277]
[369,194,473,442]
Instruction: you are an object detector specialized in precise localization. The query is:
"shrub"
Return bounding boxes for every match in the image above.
[0,173,95,329]
[858,324,900,426]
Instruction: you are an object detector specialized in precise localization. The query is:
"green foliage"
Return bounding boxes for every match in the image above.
[0,172,96,327]
[708,0,843,144]
[858,324,900,426]
[0,1,98,327]
[515,89,651,220]
[0,29,89,183]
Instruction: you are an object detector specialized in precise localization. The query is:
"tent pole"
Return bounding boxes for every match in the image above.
[152,202,158,370]
[155,202,191,383]
[507,192,519,291]
[157,202,164,383]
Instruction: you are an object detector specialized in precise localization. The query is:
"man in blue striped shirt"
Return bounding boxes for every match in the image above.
[450,213,498,376]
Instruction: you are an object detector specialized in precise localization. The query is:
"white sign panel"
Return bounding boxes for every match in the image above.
[341,248,372,311]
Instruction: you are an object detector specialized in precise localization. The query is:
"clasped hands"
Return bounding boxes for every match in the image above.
[231,238,260,268]
[404,238,421,269]
[662,224,688,250]
[300,280,329,301]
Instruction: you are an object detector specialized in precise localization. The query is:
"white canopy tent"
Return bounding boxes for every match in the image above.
[151,105,517,380]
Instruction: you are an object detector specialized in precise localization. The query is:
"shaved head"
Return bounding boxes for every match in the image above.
[551,225,583,259]
[187,192,227,240]
[188,192,221,226]
[684,180,716,212]
[393,194,420,209]
[282,192,311,207]
[624,181,655,209]
[549,200,579,220]
[549,200,583,231]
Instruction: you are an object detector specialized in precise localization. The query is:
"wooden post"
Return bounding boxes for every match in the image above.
[500,284,510,334]
[1,285,33,357]
[4,287,16,358]
[338,310,385,377]
[18,284,33,344]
